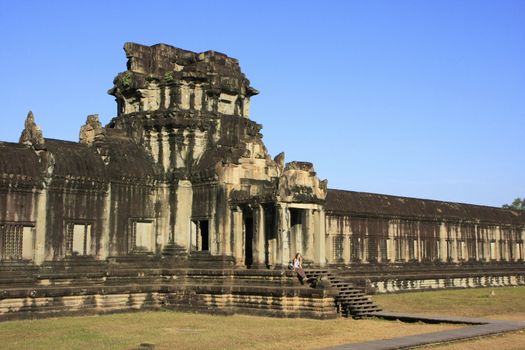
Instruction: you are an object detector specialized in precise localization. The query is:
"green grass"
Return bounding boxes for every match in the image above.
[373,286,525,318]
[0,311,457,350]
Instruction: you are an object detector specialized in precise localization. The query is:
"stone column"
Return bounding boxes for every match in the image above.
[500,227,507,262]
[495,227,502,261]
[303,209,315,261]
[276,203,290,267]
[363,236,369,263]
[292,213,303,257]
[222,206,232,256]
[486,239,491,262]
[439,223,448,262]
[313,207,326,267]
[232,206,244,266]
[174,180,192,250]
[451,227,458,263]
[387,221,395,262]
[33,188,48,264]
[403,237,409,262]
[474,224,480,261]
[416,231,422,262]
[343,234,350,264]
[252,205,266,267]
[99,183,111,260]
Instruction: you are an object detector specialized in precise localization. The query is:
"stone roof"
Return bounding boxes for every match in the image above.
[0,136,158,186]
[45,139,107,179]
[326,189,525,225]
[102,136,159,180]
[46,137,158,181]
[0,141,42,180]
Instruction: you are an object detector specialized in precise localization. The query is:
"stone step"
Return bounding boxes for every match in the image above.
[337,296,370,303]
[339,289,361,294]
[346,303,382,310]
[342,304,375,311]
[339,298,371,304]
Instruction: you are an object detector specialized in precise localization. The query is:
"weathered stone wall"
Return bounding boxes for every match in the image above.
[325,213,525,266]
[324,190,525,268]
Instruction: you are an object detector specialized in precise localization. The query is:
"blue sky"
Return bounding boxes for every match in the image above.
[0,0,523,207]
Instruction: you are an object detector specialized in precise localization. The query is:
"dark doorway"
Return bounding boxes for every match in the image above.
[200,220,209,251]
[289,208,305,256]
[244,216,253,268]
[290,208,303,227]
[264,205,276,267]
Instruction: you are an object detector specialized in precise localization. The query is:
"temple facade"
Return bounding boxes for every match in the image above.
[1,42,524,272]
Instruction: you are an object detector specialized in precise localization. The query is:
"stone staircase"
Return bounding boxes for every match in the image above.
[161,242,188,258]
[306,269,381,319]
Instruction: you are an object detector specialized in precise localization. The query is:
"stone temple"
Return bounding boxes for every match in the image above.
[0,43,524,320]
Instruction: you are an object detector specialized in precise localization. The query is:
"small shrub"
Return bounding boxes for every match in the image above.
[163,71,174,82]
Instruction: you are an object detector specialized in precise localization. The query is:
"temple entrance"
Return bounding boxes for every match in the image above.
[264,205,276,267]
[191,219,209,251]
[289,208,305,257]
[244,214,253,268]
[200,221,209,251]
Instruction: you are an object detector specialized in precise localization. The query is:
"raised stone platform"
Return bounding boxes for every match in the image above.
[328,262,525,294]
[0,257,338,321]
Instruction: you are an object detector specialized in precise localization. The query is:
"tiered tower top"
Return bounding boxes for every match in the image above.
[109,42,258,118]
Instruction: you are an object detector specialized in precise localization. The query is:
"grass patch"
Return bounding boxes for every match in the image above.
[2,287,523,349]
[373,286,525,318]
[0,311,459,350]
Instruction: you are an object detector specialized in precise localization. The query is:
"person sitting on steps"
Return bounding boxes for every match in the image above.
[293,252,309,285]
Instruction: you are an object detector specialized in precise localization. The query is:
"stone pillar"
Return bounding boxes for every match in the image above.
[343,234,350,264]
[403,237,409,262]
[174,180,192,250]
[485,239,491,262]
[451,227,458,263]
[495,227,502,261]
[387,221,395,262]
[34,188,48,264]
[313,207,326,267]
[276,203,290,267]
[439,223,447,262]
[292,215,303,257]
[474,224,480,261]
[99,183,111,260]
[303,209,315,262]
[155,184,171,248]
[416,231,422,262]
[363,236,369,263]
[232,206,244,266]
[500,227,507,262]
[222,206,232,256]
[252,205,266,267]
[325,235,333,264]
